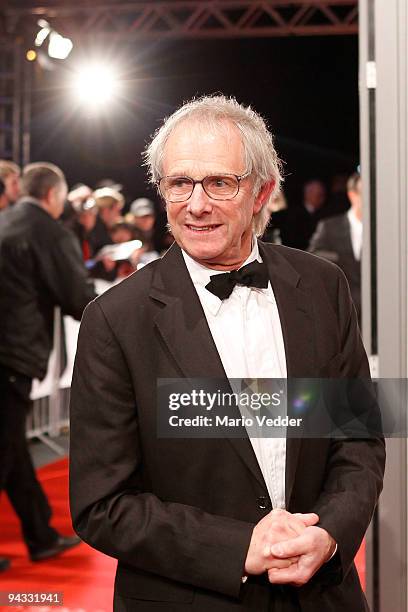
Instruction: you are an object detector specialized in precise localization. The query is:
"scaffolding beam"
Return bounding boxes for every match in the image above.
[3,1,358,40]
[0,36,32,164]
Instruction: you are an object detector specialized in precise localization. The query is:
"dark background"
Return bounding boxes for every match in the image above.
[30,34,359,206]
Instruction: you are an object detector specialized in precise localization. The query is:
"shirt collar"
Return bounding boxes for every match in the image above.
[182,239,268,315]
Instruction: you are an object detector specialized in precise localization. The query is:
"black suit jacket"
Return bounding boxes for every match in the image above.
[308,213,361,321]
[0,199,96,379]
[69,241,384,611]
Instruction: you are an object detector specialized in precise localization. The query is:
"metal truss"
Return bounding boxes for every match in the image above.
[0,1,357,162]
[0,39,31,164]
[3,1,358,40]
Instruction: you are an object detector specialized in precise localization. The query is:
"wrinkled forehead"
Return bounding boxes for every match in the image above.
[162,117,245,171]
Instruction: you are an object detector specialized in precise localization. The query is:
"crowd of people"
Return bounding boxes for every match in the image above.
[0,159,361,302]
[0,145,363,580]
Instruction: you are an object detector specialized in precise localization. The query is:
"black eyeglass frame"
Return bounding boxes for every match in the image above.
[156,171,251,203]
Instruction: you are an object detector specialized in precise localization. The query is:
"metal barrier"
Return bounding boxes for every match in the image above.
[26,281,109,454]
[27,308,78,456]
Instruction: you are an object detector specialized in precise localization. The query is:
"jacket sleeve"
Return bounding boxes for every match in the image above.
[69,299,253,598]
[311,270,385,584]
[37,227,96,320]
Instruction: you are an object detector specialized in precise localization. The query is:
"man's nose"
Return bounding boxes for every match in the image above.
[186,183,212,216]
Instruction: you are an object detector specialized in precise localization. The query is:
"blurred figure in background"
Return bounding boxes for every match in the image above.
[94,177,123,193]
[128,197,156,250]
[106,221,142,280]
[0,162,96,568]
[67,183,93,210]
[89,216,160,283]
[324,173,351,218]
[110,219,138,244]
[0,160,21,207]
[303,179,327,216]
[0,178,9,211]
[60,183,93,241]
[309,172,362,321]
[88,187,124,255]
[262,189,288,244]
[70,195,98,262]
[267,179,327,250]
[268,190,288,215]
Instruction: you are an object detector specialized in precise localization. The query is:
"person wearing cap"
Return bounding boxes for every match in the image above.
[88,187,125,255]
[60,184,94,244]
[127,197,156,250]
[69,196,99,262]
[95,177,124,193]
[130,197,156,231]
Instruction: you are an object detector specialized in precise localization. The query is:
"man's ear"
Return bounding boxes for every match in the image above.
[253,180,275,214]
[45,186,56,205]
[35,187,54,217]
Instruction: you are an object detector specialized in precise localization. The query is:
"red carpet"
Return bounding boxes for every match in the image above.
[0,457,366,610]
[0,458,116,611]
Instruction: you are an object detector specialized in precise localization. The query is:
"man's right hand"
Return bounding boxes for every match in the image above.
[244,509,319,575]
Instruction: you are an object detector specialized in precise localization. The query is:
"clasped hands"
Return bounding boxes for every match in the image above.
[244,509,336,587]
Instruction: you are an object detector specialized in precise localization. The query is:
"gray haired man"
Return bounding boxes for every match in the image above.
[70,96,384,611]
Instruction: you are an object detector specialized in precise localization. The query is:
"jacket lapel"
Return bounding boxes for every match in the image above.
[150,243,266,488]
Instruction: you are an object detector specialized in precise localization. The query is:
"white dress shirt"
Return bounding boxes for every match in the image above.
[347,208,363,261]
[182,241,287,509]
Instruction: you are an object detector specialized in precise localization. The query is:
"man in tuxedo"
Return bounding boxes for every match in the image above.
[70,96,384,611]
[309,173,362,321]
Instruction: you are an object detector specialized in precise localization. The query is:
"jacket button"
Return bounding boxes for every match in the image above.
[257,496,269,510]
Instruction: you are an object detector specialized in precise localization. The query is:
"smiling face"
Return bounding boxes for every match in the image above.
[162,120,269,270]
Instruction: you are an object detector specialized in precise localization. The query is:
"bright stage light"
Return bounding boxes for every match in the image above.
[48,32,73,60]
[34,19,73,61]
[72,63,120,108]
[35,20,50,47]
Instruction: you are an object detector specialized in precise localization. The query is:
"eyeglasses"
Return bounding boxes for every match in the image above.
[157,171,251,203]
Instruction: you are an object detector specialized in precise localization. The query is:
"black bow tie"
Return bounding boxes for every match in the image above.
[205,260,269,300]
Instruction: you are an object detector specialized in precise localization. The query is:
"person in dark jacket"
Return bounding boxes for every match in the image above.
[308,173,362,322]
[265,180,327,250]
[0,162,96,569]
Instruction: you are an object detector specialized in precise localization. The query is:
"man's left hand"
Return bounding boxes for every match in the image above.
[267,526,337,586]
